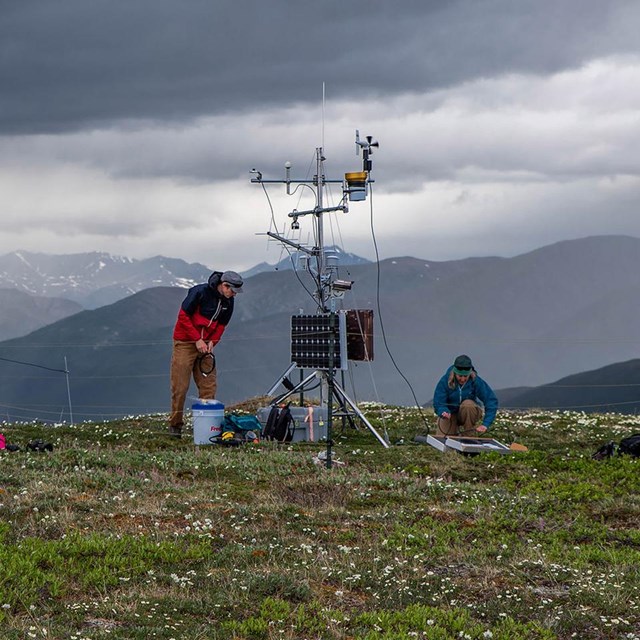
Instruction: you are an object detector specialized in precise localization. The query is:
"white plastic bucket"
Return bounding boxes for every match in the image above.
[191,399,224,445]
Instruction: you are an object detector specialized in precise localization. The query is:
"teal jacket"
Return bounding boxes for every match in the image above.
[433,366,498,428]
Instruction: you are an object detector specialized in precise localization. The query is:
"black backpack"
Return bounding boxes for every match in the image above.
[263,404,295,443]
[618,434,640,458]
[592,433,640,460]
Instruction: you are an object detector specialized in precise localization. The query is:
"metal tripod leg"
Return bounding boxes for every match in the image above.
[268,368,389,448]
[332,379,389,448]
[270,370,319,405]
[330,388,360,433]
[266,362,298,397]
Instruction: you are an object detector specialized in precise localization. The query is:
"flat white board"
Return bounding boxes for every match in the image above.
[444,436,511,454]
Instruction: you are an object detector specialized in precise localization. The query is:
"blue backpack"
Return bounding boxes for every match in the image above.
[222,413,263,437]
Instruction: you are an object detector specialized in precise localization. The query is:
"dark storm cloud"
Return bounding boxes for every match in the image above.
[1,0,636,134]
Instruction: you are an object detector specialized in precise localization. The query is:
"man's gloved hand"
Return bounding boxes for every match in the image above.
[476,425,488,434]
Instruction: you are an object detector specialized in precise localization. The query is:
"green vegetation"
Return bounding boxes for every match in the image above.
[0,403,639,639]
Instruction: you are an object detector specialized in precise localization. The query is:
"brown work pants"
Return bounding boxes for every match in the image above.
[436,399,483,437]
[169,341,217,428]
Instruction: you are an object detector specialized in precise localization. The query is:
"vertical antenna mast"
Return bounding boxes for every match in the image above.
[315,146,326,310]
[321,82,326,150]
[316,83,326,307]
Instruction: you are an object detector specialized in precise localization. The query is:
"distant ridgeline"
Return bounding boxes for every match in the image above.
[0,250,212,309]
[1,235,640,421]
[240,245,371,279]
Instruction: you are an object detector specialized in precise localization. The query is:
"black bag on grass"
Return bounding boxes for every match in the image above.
[618,434,640,458]
[263,404,295,443]
[27,439,53,452]
[592,441,616,460]
[592,433,640,460]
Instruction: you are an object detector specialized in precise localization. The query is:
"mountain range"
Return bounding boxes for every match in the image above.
[0,250,212,311]
[1,235,639,422]
[505,358,640,413]
[0,245,370,319]
[0,288,82,341]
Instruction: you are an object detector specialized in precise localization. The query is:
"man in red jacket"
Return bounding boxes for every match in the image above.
[169,270,243,437]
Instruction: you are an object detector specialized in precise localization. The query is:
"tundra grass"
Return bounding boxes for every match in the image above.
[0,406,638,639]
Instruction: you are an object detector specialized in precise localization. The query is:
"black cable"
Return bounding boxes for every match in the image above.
[196,353,216,377]
[258,175,321,308]
[259,179,280,236]
[289,255,320,308]
[368,186,432,431]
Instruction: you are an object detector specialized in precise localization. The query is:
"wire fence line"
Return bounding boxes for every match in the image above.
[0,356,68,373]
[1,332,639,349]
[1,347,639,421]
[2,396,640,424]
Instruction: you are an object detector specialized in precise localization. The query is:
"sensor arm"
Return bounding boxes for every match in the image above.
[288,204,346,219]
[266,231,317,256]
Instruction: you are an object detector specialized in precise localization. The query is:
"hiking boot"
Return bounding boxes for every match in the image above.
[168,426,183,438]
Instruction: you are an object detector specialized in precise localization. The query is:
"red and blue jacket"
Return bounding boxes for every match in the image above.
[172,272,234,345]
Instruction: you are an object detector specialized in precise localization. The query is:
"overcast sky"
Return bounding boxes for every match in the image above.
[1,0,639,271]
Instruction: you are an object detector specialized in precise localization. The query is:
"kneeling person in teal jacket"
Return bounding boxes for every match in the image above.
[433,354,498,437]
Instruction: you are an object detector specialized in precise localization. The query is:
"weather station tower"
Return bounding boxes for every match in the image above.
[250,131,388,467]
